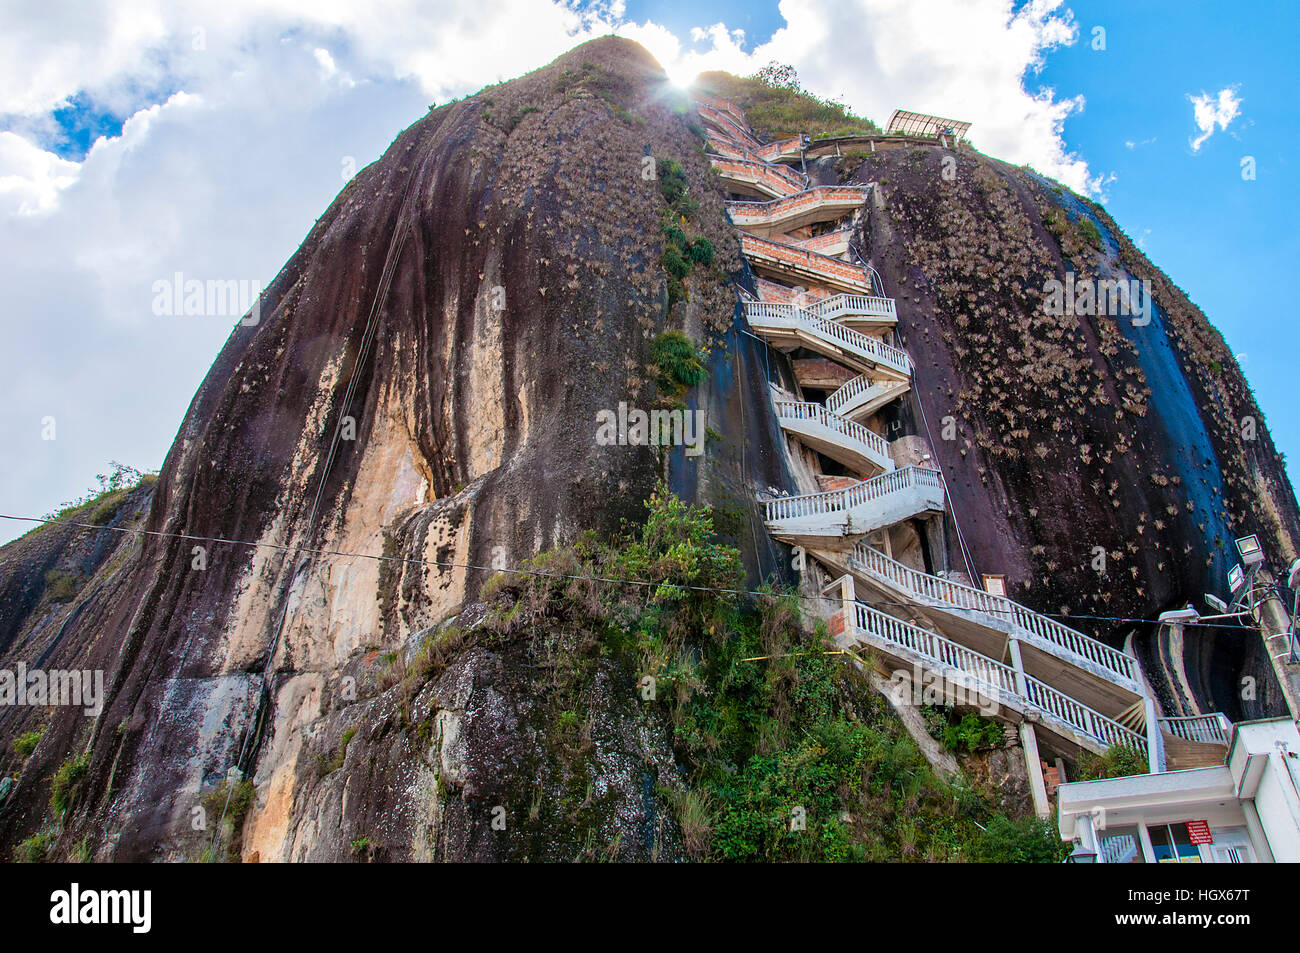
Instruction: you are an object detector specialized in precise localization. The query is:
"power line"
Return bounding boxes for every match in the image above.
[0,511,1261,632]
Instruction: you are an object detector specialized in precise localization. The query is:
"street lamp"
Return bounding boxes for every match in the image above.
[1236,535,1265,567]
[1066,839,1097,863]
[1228,563,1245,594]
[1158,605,1200,625]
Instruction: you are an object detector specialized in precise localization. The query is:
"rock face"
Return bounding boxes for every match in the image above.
[0,37,764,861]
[0,38,1295,861]
[843,147,1297,720]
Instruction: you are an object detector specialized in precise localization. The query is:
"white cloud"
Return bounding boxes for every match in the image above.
[1188,87,1241,151]
[0,131,80,214]
[635,0,1098,194]
[0,0,1101,541]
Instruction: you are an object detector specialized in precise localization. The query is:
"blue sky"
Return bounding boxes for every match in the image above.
[1032,0,1299,484]
[0,0,1294,544]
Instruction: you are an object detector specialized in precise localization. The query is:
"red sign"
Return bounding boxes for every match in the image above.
[1186,820,1213,845]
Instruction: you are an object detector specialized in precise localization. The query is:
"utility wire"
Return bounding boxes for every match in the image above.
[0,512,1263,632]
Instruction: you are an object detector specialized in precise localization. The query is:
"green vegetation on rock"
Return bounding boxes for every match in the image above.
[464,489,1060,861]
[693,63,880,141]
[50,752,90,818]
[12,728,44,760]
[650,330,708,393]
[1076,744,1147,781]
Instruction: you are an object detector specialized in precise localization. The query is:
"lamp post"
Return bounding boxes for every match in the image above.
[1066,839,1097,864]
[1202,537,1300,721]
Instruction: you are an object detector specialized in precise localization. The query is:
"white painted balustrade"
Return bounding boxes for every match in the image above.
[853,600,1019,698]
[1022,674,1148,754]
[742,300,911,376]
[762,465,943,523]
[810,294,896,321]
[850,601,1147,755]
[1158,713,1233,745]
[773,400,892,461]
[848,545,1140,687]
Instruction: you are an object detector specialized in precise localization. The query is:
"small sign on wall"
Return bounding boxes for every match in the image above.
[982,574,1007,598]
[1186,820,1213,845]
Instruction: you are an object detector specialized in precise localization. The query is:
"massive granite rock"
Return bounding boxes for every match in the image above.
[0,37,1294,861]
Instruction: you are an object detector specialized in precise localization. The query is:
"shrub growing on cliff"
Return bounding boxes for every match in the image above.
[926,707,1005,754]
[1077,217,1103,248]
[650,331,708,393]
[43,570,80,604]
[966,817,1071,863]
[687,236,715,266]
[1076,744,1147,781]
[13,829,56,863]
[693,65,880,141]
[13,728,44,760]
[50,752,90,817]
[466,489,1048,861]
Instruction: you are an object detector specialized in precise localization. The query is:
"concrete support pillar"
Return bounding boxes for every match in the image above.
[1007,636,1052,816]
[1242,800,1277,863]
[1019,721,1051,819]
[825,574,857,645]
[1007,636,1028,697]
[1144,696,1164,774]
[1137,823,1157,864]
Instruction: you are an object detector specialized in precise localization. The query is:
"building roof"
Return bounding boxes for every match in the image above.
[886,109,972,140]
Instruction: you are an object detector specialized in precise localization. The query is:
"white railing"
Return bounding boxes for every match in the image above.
[1159,713,1232,746]
[849,601,1146,756]
[852,601,1019,699]
[811,294,897,321]
[1100,834,1140,864]
[742,300,912,376]
[826,373,896,415]
[773,400,892,463]
[1023,674,1148,754]
[763,465,943,523]
[849,545,1140,686]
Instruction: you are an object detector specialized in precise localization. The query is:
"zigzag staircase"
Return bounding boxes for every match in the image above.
[699,92,1170,770]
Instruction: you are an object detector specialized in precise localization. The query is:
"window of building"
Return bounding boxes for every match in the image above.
[1148,824,1202,863]
[1097,826,1144,863]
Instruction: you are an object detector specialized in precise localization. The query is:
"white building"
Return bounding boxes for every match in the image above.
[1057,718,1300,862]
